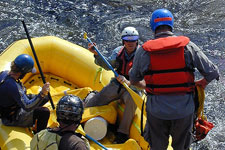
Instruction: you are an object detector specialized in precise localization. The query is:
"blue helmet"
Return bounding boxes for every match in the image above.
[14,54,34,73]
[150,9,174,32]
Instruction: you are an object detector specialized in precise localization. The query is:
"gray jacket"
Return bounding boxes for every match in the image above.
[129,32,219,120]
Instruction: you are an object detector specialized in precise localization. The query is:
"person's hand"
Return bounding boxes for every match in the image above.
[88,43,98,55]
[116,75,130,86]
[40,82,50,96]
[195,78,209,89]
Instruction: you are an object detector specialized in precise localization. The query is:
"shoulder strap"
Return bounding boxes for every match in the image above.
[117,46,125,57]
[0,71,8,85]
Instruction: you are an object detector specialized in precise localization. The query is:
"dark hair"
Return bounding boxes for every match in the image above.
[10,62,22,73]
[155,25,172,33]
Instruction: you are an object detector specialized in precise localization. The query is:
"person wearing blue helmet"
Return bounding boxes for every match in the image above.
[14,54,35,72]
[150,8,174,32]
[0,54,51,133]
[129,9,219,150]
[84,26,142,144]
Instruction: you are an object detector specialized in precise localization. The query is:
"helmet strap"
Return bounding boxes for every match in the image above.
[19,72,27,79]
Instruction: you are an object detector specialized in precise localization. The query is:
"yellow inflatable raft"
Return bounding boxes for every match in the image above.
[0,36,172,150]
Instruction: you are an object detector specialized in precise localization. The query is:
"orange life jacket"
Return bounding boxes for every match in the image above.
[116,47,134,79]
[143,36,195,95]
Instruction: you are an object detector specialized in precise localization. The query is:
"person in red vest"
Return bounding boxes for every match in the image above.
[129,9,219,150]
[84,27,140,143]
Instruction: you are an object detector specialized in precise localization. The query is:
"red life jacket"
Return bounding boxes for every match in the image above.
[194,117,214,141]
[143,36,195,95]
[116,47,134,79]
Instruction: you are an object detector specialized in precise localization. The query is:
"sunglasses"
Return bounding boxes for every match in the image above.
[123,40,137,42]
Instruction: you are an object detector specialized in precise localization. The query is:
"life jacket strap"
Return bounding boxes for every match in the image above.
[146,82,195,88]
[145,67,195,75]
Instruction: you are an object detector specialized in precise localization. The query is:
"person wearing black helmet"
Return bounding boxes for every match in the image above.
[85,26,141,144]
[0,54,50,133]
[129,9,219,150]
[31,95,89,150]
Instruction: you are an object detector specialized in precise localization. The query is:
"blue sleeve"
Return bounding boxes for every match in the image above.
[8,80,43,111]
[94,46,123,70]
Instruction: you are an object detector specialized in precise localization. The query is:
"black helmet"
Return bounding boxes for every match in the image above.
[56,95,84,124]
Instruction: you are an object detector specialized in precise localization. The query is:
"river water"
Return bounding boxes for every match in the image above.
[0,0,224,149]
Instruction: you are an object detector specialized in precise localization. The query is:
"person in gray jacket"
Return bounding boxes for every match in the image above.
[129,9,219,150]
[84,27,140,144]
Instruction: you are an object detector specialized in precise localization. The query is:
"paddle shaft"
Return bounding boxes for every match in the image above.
[21,21,55,110]
[85,134,108,150]
[86,37,119,77]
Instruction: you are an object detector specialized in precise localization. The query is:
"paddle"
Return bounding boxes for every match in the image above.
[77,127,109,150]
[83,32,143,110]
[21,21,55,110]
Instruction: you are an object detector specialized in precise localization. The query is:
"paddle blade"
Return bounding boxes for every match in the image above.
[83,32,88,40]
[122,82,144,112]
[76,125,86,136]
